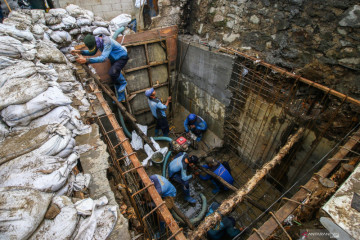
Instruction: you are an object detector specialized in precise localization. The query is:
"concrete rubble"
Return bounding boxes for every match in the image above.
[0,5,132,240]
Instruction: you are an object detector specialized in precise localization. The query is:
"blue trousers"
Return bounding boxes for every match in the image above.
[115,73,127,101]
[171,172,190,192]
[109,57,128,102]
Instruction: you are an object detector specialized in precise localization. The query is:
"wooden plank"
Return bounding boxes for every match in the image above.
[91,81,186,240]
[247,129,360,240]
[123,60,168,74]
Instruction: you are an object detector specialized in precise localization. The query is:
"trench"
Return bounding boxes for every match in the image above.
[86,32,360,240]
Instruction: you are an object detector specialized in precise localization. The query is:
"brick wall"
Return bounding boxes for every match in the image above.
[54,0,136,20]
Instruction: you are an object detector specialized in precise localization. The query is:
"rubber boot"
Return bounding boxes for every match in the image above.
[184,189,196,204]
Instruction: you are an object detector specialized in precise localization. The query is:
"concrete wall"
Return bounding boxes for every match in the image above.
[54,0,136,20]
[177,38,235,143]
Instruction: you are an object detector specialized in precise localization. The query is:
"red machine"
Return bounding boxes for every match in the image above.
[171,136,191,153]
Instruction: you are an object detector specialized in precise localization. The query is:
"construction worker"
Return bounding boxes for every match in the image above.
[206,202,240,240]
[184,113,207,142]
[149,174,176,205]
[168,152,198,204]
[145,88,171,137]
[199,157,234,194]
[71,34,129,102]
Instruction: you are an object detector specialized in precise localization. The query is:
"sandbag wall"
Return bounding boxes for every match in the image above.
[0,5,132,239]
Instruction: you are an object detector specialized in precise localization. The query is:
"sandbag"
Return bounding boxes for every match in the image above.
[32,24,45,39]
[53,63,76,82]
[73,196,118,240]
[45,13,62,25]
[0,125,51,165]
[0,187,52,240]
[36,40,67,63]
[50,30,72,44]
[30,10,46,25]
[93,27,110,36]
[59,81,76,93]
[62,15,77,29]
[0,152,78,192]
[33,125,72,156]
[0,23,35,42]
[1,87,72,127]
[48,22,65,31]
[65,106,92,135]
[29,196,79,240]
[81,25,92,33]
[69,28,80,35]
[66,4,94,20]
[109,14,131,32]
[55,138,76,158]
[92,17,109,27]
[0,72,48,110]
[5,11,33,27]
[0,60,36,88]
[0,36,25,59]
[0,56,18,70]
[48,8,68,17]
[77,18,92,26]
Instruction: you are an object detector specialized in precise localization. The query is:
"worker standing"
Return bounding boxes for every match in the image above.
[71,34,129,102]
[199,157,234,194]
[145,88,171,137]
[168,152,198,204]
[184,113,207,142]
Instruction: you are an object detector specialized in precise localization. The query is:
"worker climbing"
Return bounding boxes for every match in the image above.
[145,88,171,137]
[168,152,199,204]
[71,34,129,102]
[184,113,207,149]
[199,157,234,194]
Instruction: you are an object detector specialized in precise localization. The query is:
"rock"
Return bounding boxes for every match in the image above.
[250,15,260,24]
[223,32,240,42]
[213,14,224,22]
[339,5,360,27]
[289,0,303,6]
[261,0,270,7]
[337,27,347,35]
[226,20,234,28]
[339,58,360,65]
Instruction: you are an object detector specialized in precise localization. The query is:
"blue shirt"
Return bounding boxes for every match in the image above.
[199,163,234,185]
[168,152,192,182]
[148,97,167,119]
[184,116,207,133]
[150,174,176,198]
[81,35,128,63]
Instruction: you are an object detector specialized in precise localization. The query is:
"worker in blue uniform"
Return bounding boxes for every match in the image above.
[145,88,171,137]
[168,152,198,204]
[206,202,240,240]
[184,113,207,142]
[199,157,234,194]
[71,34,129,102]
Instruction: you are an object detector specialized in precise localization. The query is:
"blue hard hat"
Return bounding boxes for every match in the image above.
[145,88,154,97]
[188,113,196,122]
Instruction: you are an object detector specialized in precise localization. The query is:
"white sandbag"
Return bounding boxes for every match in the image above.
[36,40,67,63]
[53,63,76,82]
[0,187,52,240]
[0,36,25,58]
[131,124,147,150]
[0,73,48,110]
[49,8,67,17]
[35,61,59,83]
[69,28,80,35]
[22,42,37,60]
[109,14,131,32]
[55,138,76,158]
[5,11,33,27]
[50,30,72,44]
[92,17,109,27]
[0,120,9,142]
[142,137,168,167]
[1,87,72,127]
[77,18,92,26]
[59,172,91,196]
[59,81,76,93]
[32,24,45,38]
[66,4,88,18]
[0,152,78,192]
[0,56,18,70]
[73,196,117,240]
[49,22,65,31]
[79,97,90,112]
[81,25,92,33]
[33,125,72,156]
[0,23,34,41]
[20,106,71,129]
[30,10,46,25]
[65,106,92,136]
[45,12,62,25]
[29,196,78,240]
[0,60,36,87]
[62,15,77,29]
[93,27,110,36]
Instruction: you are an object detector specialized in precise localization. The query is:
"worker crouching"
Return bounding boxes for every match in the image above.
[184,114,207,149]
[168,152,198,204]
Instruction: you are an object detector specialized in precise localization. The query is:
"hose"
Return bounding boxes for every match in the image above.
[112,26,125,40]
[171,193,207,225]
[118,109,132,138]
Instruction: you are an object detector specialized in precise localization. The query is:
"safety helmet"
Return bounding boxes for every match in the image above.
[145,88,154,97]
[188,113,196,122]
[188,155,198,164]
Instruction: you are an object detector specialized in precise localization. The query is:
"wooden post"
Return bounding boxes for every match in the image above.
[83,65,157,152]
[172,205,195,230]
[189,128,305,240]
